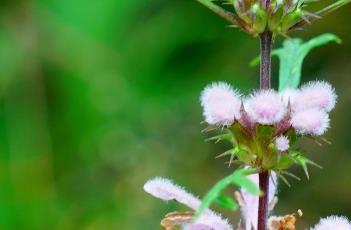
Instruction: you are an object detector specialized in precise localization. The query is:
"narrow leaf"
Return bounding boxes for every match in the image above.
[195,168,259,218]
[195,173,236,218]
[231,170,261,196]
[215,195,238,210]
[250,34,341,91]
[276,34,341,91]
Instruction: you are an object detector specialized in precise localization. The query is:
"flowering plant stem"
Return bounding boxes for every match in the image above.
[260,31,273,90]
[258,31,273,230]
[258,171,270,230]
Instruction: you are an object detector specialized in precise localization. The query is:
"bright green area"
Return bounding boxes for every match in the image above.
[0,1,350,229]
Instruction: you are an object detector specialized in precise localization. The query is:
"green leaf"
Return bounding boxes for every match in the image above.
[195,168,259,218]
[250,34,341,91]
[231,169,261,195]
[215,195,238,210]
[277,34,341,91]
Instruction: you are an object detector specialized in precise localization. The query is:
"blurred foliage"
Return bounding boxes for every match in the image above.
[0,0,350,229]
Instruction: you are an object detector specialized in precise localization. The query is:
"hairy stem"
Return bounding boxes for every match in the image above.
[258,171,269,230]
[257,31,273,230]
[259,31,273,89]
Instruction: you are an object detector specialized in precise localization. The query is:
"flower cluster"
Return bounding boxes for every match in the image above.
[231,0,313,35]
[200,81,337,171]
[196,0,350,36]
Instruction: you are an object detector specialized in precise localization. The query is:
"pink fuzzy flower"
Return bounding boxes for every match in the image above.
[191,213,233,230]
[275,135,290,152]
[291,108,330,135]
[240,172,277,230]
[293,81,337,112]
[144,177,233,230]
[245,90,286,125]
[143,177,202,211]
[311,216,351,230]
[200,82,242,126]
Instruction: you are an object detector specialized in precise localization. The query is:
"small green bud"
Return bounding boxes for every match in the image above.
[280,8,304,32]
[268,7,284,32]
[252,5,268,34]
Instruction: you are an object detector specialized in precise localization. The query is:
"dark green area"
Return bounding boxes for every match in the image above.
[0,0,350,229]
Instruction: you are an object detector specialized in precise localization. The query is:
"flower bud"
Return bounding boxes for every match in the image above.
[275,135,290,152]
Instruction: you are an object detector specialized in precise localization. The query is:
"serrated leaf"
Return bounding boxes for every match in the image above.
[250,34,341,91]
[215,195,238,210]
[276,34,341,91]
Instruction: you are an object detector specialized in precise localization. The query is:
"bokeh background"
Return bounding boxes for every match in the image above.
[0,0,350,229]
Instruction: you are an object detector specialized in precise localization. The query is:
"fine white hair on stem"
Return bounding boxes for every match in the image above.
[310,216,351,230]
[200,82,242,126]
[245,90,286,125]
[291,108,330,136]
[240,172,278,230]
[294,81,337,112]
[144,177,233,230]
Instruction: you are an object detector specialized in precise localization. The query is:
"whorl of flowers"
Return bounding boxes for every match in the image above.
[200,80,337,171]
[310,216,351,230]
[201,81,336,136]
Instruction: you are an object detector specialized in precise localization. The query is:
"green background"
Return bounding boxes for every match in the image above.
[0,0,350,229]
